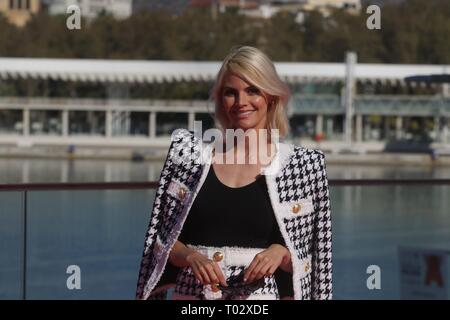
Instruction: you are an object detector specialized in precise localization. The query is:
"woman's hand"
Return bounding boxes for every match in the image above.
[168,240,228,287]
[243,244,292,283]
[186,251,228,287]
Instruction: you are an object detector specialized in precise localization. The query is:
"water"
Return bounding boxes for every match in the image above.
[0,158,164,184]
[1,158,450,184]
[0,189,154,299]
[0,158,449,299]
[332,185,450,299]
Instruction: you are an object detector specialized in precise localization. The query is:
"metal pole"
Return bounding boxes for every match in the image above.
[316,114,323,136]
[344,52,357,146]
[356,114,362,142]
[62,109,69,136]
[23,109,30,137]
[22,190,27,300]
[442,84,449,97]
[149,111,156,138]
[106,109,112,138]
[188,111,195,131]
[396,116,403,140]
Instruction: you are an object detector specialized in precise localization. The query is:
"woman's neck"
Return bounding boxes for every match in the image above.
[214,128,276,166]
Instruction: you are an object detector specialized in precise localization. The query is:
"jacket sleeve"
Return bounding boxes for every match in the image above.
[135,137,178,300]
[311,151,333,300]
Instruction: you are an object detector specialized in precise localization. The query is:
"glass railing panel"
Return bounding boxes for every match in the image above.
[2,183,449,299]
[25,189,155,299]
[0,192,23,299]
[332,185,450,299]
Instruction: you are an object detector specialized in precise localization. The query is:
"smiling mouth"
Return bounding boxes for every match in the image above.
[234,110,255,118]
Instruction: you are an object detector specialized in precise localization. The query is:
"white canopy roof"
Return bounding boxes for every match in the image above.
[0,57,448,84]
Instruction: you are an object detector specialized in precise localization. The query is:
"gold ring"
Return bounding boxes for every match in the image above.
[211,283,220,292]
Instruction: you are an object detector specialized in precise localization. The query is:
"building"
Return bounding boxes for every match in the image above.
[302,0,362,15]
[240,1,304,20]
[0,0,41,27]
[0,57,449,154]
[47,0,132,20]
[218,0,260,12]
[189,0,361,20]
[132,0,190,16]
[47,0,195,19]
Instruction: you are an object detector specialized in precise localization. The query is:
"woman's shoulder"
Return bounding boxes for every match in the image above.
[269,142,327,175]
[166,128,205,166]
[170,128,196,145]
[289,143,326,161]
[286,144,329,181]
[168,128,204,154]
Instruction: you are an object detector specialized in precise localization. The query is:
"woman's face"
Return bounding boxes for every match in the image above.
[221,73,269,132]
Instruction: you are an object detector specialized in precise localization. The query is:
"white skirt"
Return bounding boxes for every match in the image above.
[172,245,280,300]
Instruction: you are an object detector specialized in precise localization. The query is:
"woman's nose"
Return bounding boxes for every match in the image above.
[236,91,248,106]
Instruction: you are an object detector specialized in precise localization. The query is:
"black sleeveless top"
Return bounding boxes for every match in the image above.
[178,164,285,247]
[177,164,293,297]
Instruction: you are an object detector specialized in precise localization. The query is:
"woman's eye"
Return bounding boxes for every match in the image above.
[223,89,235,96]
[247,87,260,95]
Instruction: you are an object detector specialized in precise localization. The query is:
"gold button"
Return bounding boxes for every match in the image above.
[212,283,221,292]
[292,203,301,214]
[177,188,186,200]
[213,251,224,262]
[305,262,310,272]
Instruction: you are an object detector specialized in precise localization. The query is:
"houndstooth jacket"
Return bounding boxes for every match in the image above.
[136,128,333,300]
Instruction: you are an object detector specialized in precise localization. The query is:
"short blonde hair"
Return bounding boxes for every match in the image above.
[211,45,291,139]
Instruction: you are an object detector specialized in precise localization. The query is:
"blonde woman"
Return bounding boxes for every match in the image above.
[136,46,332,300]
